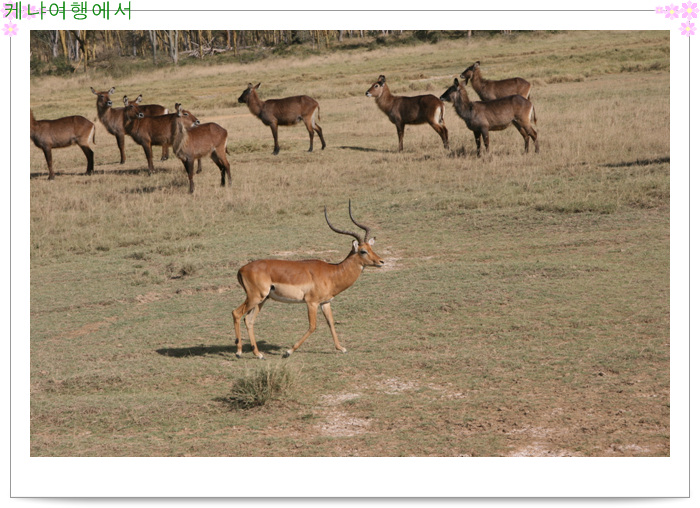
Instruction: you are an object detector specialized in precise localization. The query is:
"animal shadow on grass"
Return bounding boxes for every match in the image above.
[601,156,670,168]
[338,146,388,153]
[156,341,283,358]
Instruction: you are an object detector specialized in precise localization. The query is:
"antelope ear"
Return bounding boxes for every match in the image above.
[135,95,143,103]
[474,61,480,68]
[368,237,375,246]
[177,104,183,116]
[90,87,97,94]
[123,96,129,105]
[254,83,261,90]
[454,78,459,86]
[108,87,116,95]
[352,240,359,252]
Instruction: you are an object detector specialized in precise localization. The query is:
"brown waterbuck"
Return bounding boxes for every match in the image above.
[30,111,95,180]
[123,99,201,175]
[124,95,170,161]
[440,78,539,157]
[232,201,384,359]
[171,104,231,194]
[365,75,449,152]
[459,61,532,101]
[237,82,326,155]
[90,87,129,164]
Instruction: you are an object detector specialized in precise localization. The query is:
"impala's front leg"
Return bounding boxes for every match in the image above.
[321,303,346,353]
[284,302,318,358]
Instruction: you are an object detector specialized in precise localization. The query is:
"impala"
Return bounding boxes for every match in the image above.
[459,61,532,101]
[237,82,326,155]
[440,78,539,156]
[365,74,449,152]
[30,111,95,180]
[232,201,384,359]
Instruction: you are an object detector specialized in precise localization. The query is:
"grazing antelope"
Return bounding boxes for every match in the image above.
[459,61,532,101]
[440,78,539,157]
[232,201,384,359]
[123,99,201,175]
[237,82,326,155]
[90,86,128,164]
[171,104,231,194]
[365,74,449,152]
[30,111,95,180]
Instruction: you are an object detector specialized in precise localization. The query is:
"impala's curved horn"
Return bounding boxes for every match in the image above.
[347,200,372,243]
[325,206,362,244]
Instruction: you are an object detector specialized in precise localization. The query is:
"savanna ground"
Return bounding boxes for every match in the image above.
[29,30,670,457]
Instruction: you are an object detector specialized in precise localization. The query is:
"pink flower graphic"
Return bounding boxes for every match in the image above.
[656,6,667,13]
[682,2,698,18]
[666,4,680,18]
[22,4,38,19]
[3,22,18,36]
[679,20,697,34]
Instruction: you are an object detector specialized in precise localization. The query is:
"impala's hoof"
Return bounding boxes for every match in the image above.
[339,348,347,354]
[283,350,292,358]
[235,352,242,359]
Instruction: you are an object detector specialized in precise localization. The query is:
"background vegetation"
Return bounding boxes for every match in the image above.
[30,30,670,457]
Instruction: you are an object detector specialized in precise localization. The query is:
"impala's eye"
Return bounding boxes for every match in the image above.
[360,249,368,255]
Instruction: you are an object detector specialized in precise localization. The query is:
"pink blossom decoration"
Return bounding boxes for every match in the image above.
[3,22,18,36]
[679,21,697,34]
[682,2,698,18]
[22,4,38,19]
[666,4,680,18]
[656,6,667,13]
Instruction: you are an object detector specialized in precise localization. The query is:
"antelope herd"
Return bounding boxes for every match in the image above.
[30,60,540,358]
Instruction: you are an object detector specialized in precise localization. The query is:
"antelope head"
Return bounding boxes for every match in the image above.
[325,201,384,269]
[365,75,387,98]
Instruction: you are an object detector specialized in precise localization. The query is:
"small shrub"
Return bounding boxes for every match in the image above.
[227,363,299,409]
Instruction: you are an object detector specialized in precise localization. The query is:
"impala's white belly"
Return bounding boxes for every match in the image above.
[268,283,309,303]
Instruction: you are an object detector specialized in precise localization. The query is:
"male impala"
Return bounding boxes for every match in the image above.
[232,202,384,359]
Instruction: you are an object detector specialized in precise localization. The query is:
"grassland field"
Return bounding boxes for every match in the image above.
[29,30,670,457]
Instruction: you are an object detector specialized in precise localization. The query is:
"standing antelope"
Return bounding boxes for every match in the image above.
[237,82,326,155]
[440,78,539,157]
[365,75,449,152]
[171,104,231,194]
[90,87,129,164]
[30,111,95,180]
[123,99,201,175]
[124,94,170,161]
[459,61,532,101]
[232,201,384,359]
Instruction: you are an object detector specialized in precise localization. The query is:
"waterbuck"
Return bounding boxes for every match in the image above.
[237,82,326,155]
[90,87,128,164]
[459,61,532,101]
[365,75,449,152]
[171,104,231,194]
[440,78,539,157]
[30,111,95,180]
[123,99,201,175]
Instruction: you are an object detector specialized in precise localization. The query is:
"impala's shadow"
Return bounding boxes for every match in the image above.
[156,342,283,358]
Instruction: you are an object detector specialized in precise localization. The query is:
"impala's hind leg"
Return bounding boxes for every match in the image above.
[233,297,266,359]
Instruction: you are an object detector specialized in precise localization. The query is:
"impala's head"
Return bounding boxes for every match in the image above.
[325,201,384,268]
[238,83,260,104]
[365,75,387,98]
[459,61,480,82]
[175,103,201,128]
[91,86,116,108]
[439,78,462,103]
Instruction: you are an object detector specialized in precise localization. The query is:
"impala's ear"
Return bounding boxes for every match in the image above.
[352,240,359,252]
[108,87,116,95]
[368,237,375,246]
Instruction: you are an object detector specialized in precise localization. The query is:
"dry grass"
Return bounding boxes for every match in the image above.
[30,30,670,457]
